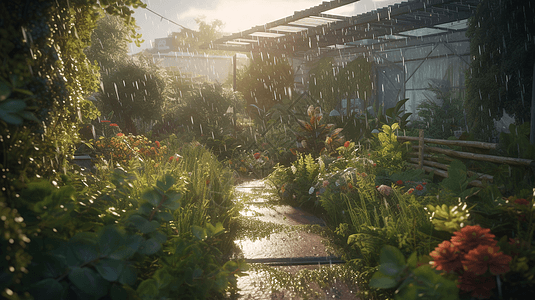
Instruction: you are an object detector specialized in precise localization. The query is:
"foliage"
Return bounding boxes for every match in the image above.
[294,105,344,157]
[426,200,471,233]
[167,83,242,159]
[372,123,409,174]
[308,56,373,114]
[169,17,224,52]
[465,0,535,141]
[370,246,458,300]
[412,83,465,139]
[1,1,146,298]
[439,160,479,200]
[93,133,168,167]
[236,52,293,118]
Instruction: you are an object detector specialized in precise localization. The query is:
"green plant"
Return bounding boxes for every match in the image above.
[439,160,479,199]
[372,123,409,174]
[370,245,458,300]
[294,105,344,157]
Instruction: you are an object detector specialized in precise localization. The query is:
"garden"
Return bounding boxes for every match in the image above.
[1,0,535,300]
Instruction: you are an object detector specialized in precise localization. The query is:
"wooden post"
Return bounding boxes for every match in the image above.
[418,129,424,169]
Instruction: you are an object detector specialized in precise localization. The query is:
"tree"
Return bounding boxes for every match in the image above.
[169,17,224,52]
[308,56,373,114]
[86,15,165,134]
[236,52,294,118]
[465,0,535,141]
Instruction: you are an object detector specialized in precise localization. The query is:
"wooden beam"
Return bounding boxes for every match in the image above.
[425,146,535,167]
[398,136,498,150]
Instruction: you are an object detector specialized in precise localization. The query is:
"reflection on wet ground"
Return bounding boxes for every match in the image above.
[234,180,359,299]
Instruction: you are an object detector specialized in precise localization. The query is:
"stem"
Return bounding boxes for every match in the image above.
[148,194,167,222]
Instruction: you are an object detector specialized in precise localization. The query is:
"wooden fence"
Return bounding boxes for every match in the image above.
[397,129,535,187]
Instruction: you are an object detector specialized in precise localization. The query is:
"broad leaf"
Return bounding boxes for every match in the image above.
[138,238,161,255]
[29,278,63,300]
[68,267,109,298]
[369,271,398,289]
[94,258,125,282]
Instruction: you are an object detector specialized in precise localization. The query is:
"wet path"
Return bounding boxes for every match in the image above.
[233,180,359,299]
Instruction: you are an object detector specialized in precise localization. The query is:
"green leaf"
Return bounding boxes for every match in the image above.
[138,238,161,255]
[128,214,159,234]
[0,111,23,125]
[369,271,398,289]
[94,258,125,282]
[142,189,162,207]
[0,99,26,112]
[407,252,418,269]
[110,284,128,300]
[68,267,109,298]
[156,174,175,192]
[40,254,67,278]
[192,225,207,240]
[29,278,63,300]
[69,240,99,265]
[163,191,181,210]
[154,268,173,289]
[379,263,403,277]
[99,226,125,256]
[0,80,11,101]
[136,279,158,297]
[118,264,137,286]
[380,245,406,269]
[150,231,167,244]
[156,211,173,222]
[108,234,143,260]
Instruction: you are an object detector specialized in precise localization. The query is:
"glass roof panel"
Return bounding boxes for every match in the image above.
[270,25,308,33]
[434,19,469,30]
[398,27,447,37]
[249,32,286,38]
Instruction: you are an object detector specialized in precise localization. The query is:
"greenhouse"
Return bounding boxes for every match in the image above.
[1,0,534,299]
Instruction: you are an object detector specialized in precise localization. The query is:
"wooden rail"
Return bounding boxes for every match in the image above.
[398,129,535,187]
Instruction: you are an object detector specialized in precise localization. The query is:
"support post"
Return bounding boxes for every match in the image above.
[531,59,535,144]
[418,129,424,169]
[233,54,237,92]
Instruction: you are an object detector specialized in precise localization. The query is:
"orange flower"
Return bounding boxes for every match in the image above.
[100,120,111,123]
[253,152,261,159]
[514,198,529,206]
[451,225,497,253]
[462,245,511,275]
[407,188,414,194]
[344,141,350,148]
[360,172,367,177]
[110,123,118,127]
[396,180,403,185]
[348,183,353,189]
[430,240,463,273]
[415,184,424,191]
[457,272,496,299]
[155,141,160,148]
[116,133,124,137]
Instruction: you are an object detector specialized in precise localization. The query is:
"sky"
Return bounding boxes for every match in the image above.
[130,0,403,53]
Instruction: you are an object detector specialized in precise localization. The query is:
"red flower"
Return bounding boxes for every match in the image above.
[415,184,424,191]
[396,180,403,185]
[422,182,427,185]
[458,272,496,299]
[348,183,353,189]
[206,179,210,185]
[373,163,376,167]
[407,188,414,194]
[155,141,160,148]
[344,141,350,148]
[514,198,529,206]
[100,120,111,123]
[116,133,124,137]
[451,225,497,253]
[361,172,367,177]
[430,240,463,273]
[110,123,118,127]
[253,152,261,159]
[169,156,174,162]
[462,245,512,275]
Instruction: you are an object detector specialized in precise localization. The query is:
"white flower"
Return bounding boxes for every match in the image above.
[309,187,315,194]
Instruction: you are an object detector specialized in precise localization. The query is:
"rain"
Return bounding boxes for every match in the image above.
[2,0,535,299]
